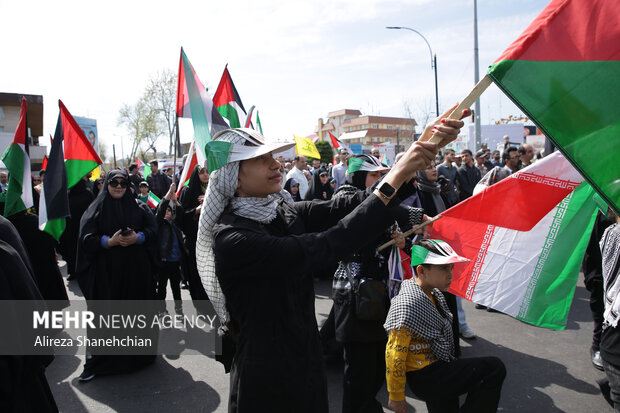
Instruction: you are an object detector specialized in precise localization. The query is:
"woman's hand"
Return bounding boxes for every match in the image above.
[388,399,407,413]
[107,229,123,247]
[119,228,138,247]
[391,231,406,249]
[418,103,469,147]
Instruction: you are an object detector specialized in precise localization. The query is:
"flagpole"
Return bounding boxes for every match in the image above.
[377,215,442,252]
[172,116,179,186]
[428,75,492,145]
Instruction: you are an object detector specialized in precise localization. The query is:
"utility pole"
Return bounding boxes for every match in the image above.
[473,0,482,150]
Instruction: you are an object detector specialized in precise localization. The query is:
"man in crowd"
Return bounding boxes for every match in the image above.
[491,150,503,167]
[310,158,321,174]
[436,148,459,207]
[146,160,171,199]
[519,143,535,167]
[456,149,481,201]
[286,155,309,199]
[475,150,489,177]
[0,171,8,192]
[128,163,143,190]
[475,146,521,191]
[331,148,348,191]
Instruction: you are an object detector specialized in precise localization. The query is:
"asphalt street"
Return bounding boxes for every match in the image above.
[47,262,611,412]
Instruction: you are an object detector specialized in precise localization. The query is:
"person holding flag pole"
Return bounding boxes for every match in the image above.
[195,102,466,411]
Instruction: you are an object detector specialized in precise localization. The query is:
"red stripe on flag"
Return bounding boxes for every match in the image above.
[442,177,573,231]
[59,101,102,164]
[494,0,620,63]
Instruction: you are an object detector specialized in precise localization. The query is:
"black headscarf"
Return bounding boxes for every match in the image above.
[304,168,334,201]
[83,169,143,235]
[180,165,206,210]
[418,169,446,216]
[284,177,302,202]
[344,169,369,191]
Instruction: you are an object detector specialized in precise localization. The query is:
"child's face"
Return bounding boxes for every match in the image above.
[140,186,149,195]
[418,263,454,291]
[165,208,173,221]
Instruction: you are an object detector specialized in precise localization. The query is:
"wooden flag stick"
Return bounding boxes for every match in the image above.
[377,214,442,252]
[377,75,492,252]
[428,74,492,145]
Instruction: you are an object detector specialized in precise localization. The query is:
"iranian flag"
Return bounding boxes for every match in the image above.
[176,141,199,197]
[213,65,247,128]
[147,192,161,209]
[1,97,33,217]
[430,153,600,329]
[59,101,102,188]
[487,0,620,214]
[176,47,228,158]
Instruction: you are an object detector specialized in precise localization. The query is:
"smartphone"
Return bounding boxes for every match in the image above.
[120,229,133,236]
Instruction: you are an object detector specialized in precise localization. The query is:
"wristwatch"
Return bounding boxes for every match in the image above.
[377,181,397,200]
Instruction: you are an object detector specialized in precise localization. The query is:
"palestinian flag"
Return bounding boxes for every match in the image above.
[213,65,247,128]
[430,153,600,329]
[487,0,620,214]
[176,141,198,197]
[176,48,228,158]
[147,192,161,209]
[39,111,69,241]
[59,100,102,188]
[1,97,33,216]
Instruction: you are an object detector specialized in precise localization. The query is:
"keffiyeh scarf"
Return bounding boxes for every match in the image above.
[384,278,455,362]
[602,223,620,328]
[195,131,287,334]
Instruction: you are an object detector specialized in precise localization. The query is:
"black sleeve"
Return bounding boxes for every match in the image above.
[215,195,400,276]
[137,202,158,244]
[289,188,369,233]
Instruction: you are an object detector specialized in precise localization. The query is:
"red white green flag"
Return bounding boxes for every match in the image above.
[430,153,601,329]
[176,141,198,197]
[147,192,161,209]
[213,65,247,128]
[176,48,228,158]
[487,0,620,214]
[1,97,33,216]
[59,101,102,188]
[243,105,264,134]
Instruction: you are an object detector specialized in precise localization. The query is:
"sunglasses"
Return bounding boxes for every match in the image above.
[109,180,128,188]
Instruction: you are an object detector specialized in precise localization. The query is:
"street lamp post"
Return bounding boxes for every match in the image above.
[386,26,439,118]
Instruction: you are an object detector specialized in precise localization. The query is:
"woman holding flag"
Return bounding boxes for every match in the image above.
[196,105,465,412]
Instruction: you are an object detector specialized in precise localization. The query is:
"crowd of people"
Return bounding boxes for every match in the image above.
[0,121,618,412]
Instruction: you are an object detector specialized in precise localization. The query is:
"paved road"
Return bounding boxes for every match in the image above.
[47,263,610,412]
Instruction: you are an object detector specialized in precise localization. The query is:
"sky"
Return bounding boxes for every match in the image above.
[1,0,549,158]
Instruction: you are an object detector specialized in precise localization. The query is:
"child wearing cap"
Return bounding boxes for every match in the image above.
[385,239,506,413]
[137,181,150,205]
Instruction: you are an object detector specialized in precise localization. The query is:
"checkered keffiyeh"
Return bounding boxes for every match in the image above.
[195,130,286,334]
[602,223,620,328]
[384,278,455,362]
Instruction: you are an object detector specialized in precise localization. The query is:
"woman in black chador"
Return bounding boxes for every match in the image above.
[194,113,464,412]
[75,169,158,382]
[304,167,333,201]
[0,216,59,412]
[179,165,210,306]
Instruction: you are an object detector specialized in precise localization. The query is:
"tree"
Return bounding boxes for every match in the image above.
[118,97,162,160]
[143,69,177,155]
[314,141,334,165]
